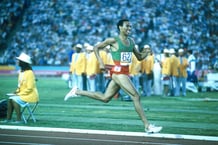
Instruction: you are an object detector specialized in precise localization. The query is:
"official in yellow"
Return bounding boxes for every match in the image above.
[85,45,98,91]
[178,49,189,96]
[4,52,39,123]
[141,45,154,96]
[161,49,171,96]
[169,48,180,96]
[103,46,115,86]
[129,52,142,93]
[70,44,86,90]
[96,46,108,92]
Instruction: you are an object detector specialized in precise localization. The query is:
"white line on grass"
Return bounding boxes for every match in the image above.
[40,103,218,114]
[176,97,218,102]
[0,125,218,142]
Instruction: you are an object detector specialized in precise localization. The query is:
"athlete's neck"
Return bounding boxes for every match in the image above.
[119,34,129,46]
[119,34,128,41]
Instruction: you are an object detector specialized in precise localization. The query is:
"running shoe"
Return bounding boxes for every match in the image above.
[64,86,78,101]
[145,124,162,133]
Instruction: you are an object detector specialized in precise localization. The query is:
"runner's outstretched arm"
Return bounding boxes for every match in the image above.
[94,38,116,71]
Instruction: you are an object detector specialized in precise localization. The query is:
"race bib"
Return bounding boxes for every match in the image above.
[120,52,132,65]
[113,66,121,72]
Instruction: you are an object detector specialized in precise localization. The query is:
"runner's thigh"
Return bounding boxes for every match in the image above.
[112,74,138,97]
[104,79,120,99]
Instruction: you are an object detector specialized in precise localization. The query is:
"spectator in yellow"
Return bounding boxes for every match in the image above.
[178,49,189,96]
[141,45,153,96]
[103,46,115,87]
[85,45,98,91]
[105,46,115,66]
[70,44,86,90]
[169,48,180,96]
[96,45,108,92]
[161,49,171,97]
[3,52,39,123]
[129,45,142,94]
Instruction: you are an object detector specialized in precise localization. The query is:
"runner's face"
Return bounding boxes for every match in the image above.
[121,21,131,36]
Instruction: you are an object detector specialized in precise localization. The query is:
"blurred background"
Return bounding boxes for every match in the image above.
[0,0,217,67]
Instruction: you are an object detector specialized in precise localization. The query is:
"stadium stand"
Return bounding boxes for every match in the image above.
[0,0,217,70]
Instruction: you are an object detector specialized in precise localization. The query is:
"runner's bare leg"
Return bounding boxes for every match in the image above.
[76,74,149,128]
[112,74,149,128]
[76,79,120,103]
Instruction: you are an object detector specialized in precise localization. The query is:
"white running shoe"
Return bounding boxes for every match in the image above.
[145,124,162,133]
[64,86,78,101]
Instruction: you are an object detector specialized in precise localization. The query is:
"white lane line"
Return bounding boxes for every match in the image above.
[0,141,53,145]
[0,125,218,142]
[0,133,180,145]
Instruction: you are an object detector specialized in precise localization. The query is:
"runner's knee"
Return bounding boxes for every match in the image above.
[102,98,110,103]
[130,92,140,101]
[102,94,114,103]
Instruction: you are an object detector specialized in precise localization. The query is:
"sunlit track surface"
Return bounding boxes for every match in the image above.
[0,126,217,145]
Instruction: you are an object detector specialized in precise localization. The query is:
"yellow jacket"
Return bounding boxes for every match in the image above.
[16,70,39,103]
[86,52,98,76]
[99,50,108,64]
[178,57,188,77]
[141,54,154,74]
[97,50,108,73]
[129,54,141,75]
[70,52,86,75]
[106,53,115,65]
[170,55,179,76]
[161,57,171,75]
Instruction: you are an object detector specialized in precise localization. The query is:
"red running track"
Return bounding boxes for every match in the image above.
[0,125,217,145]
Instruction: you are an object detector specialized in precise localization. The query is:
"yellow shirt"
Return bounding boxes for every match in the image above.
[86,52,98,76]
[70,52,86,75]
[161,57,171,75]
[106,52,115,65]
[178,57,188,77]
[16,70,39,103]
[170,55,179,76]
[129,54,141,75]
[141,55,154,74]
[97,50,108,73]
[99,50,107,64]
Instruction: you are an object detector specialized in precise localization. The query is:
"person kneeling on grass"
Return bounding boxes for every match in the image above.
[64,19,162,133]
[1,52,39,124]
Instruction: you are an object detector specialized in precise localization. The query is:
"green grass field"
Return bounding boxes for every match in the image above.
[0,76,218,136]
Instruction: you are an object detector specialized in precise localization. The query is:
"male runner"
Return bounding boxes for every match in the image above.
[64,19,162,133]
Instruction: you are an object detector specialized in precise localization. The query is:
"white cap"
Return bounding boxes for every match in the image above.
[83,42,90,48]
[169,48,175,54]
[178,49,184,53]
[16,52,32,64]
[75,44,82,48]
[86,45,93,50]
[163,48,169,53]
[143,44,150,49]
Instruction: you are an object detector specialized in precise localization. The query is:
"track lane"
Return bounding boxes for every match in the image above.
[0,126,217,145]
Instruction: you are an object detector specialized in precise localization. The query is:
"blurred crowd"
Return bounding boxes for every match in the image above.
[0,0,27,53]
[0,0,217,70]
